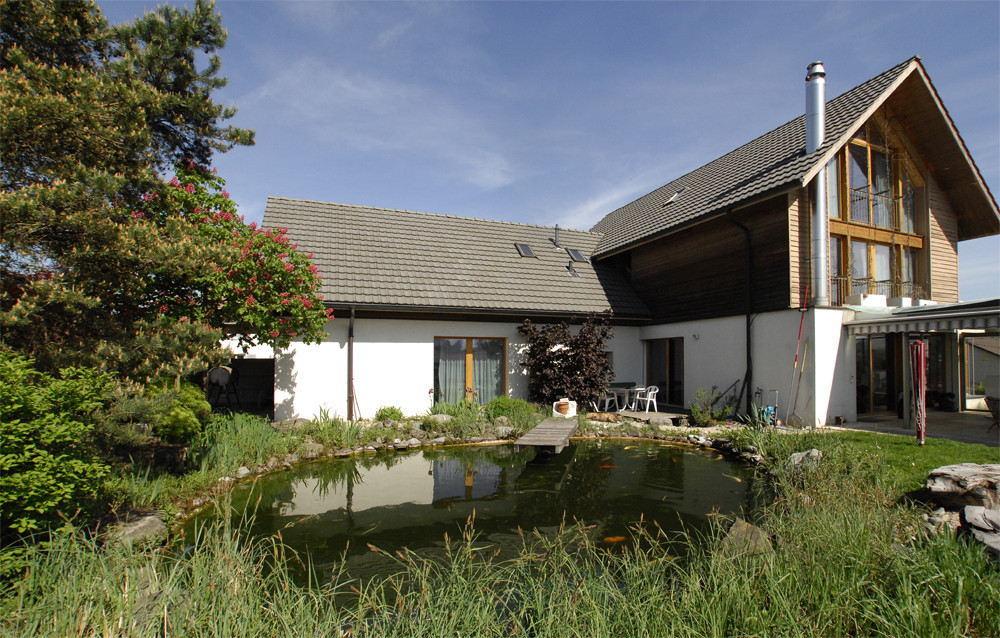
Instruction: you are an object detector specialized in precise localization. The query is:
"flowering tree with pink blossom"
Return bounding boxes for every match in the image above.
[150,165,331,353]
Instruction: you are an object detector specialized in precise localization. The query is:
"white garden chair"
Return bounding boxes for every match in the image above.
[634,385,659,413]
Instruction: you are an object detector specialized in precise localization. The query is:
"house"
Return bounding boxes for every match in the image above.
[256,56,999,425]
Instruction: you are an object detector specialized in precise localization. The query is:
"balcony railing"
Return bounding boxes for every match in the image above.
[830,277,922,305]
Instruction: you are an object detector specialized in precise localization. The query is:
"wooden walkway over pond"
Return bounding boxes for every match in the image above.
[513,418,577,454]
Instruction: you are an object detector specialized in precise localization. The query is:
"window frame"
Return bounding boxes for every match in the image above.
[827,119,926,304]
[433,336,507,404]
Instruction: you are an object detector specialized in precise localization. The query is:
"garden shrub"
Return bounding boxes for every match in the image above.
[518,312,613,406]
[689,386,737,426]
[0,352,112,535]
[374,406,404,422]
[484,396,538,430]
[153,380,213,444]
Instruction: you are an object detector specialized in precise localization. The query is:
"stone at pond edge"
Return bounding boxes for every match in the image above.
[109,515,168,547]
[495,425,514,439]
[427,414,453,424]
[926,463,1000,510]
[235,466,251,479]
[785,449,823,474]
[720,518,773,556]
[298,442,326,460]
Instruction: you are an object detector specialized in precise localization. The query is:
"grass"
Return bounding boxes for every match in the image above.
[3,428,997,637]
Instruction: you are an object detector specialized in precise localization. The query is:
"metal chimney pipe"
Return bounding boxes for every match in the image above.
[807,61,830,306]
[554,224,561,248]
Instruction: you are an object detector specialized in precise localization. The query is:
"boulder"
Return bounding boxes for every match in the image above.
[495,425,514,439]
[426,414,454,425]
[298,441,326,460]
[784,449,823,474]
[109,515,168,547]
[234,466,251,479]
[493,416,510,429]
[962,506,1000,563]
[720,518,772,556]
[926,464,1000,510]
[649,415,674,428]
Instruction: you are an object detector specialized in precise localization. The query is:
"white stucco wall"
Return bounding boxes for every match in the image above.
[639,308,854,426]
[274,317,643,421]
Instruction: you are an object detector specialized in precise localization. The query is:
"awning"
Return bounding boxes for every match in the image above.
[845,299,1000,336]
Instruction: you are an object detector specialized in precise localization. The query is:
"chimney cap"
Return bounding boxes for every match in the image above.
[806,61,826,82]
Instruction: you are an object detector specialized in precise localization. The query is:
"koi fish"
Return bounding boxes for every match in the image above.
[603,536,627,543]
[599,465,618,469]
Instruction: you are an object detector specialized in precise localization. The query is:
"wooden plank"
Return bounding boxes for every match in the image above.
[513,418,578,454]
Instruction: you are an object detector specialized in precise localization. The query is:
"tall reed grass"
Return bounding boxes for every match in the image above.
[5,430,996,636]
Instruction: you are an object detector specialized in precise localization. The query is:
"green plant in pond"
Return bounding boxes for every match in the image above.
[374,406,404,422]
[689,386,737,426]
[190,412,294,474]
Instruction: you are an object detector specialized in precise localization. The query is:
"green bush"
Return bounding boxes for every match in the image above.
[689,386,736,426]
[0,352,112,535]
[374,405,404,421]
[484,396,539,431]
[153,380,213,444]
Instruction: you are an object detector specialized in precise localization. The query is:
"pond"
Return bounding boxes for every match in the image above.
[183,439,761,586]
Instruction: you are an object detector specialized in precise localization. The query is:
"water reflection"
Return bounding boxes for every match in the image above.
[186,441,757,585]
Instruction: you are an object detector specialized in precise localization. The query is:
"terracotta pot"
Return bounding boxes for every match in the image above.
[555,401,570,415]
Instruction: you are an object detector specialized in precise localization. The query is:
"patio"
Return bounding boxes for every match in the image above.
[824,410,999,448]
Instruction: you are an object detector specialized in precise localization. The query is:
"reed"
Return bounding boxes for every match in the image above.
[5,430,997,637]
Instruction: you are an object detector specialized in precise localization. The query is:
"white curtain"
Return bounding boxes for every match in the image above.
[472,339,504,405]
[435,339,466,404]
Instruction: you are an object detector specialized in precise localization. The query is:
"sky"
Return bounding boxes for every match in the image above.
[98,0,1000,301]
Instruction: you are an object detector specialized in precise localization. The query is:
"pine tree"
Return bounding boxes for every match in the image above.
[0,0,327,381]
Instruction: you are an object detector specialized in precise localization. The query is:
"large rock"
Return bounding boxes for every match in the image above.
[426,414,453,425]
[926,464,1000,510]
[720,518,772,556]
[298,441,326,460]
[784,449,823,474]
[962,505,1000,562]
[109,515,168,547]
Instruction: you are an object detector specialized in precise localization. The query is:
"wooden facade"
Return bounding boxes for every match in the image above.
[627,194,792,324]
[927,178,960,302]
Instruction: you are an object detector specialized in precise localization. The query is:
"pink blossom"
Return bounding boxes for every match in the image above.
[246,295,255,306]
[325,308,335,317]
[281,299,290,305]
[279,292,289,297]
[159,304,168,312]
[308,265,318,274]
[169,176,180,187]
[284,263,294,272]
[222,190,230,199]
[184,183,195,194]
[290,243,298,250]
[269,330,279,338]
[302,299,313,308]
[249,222,257,231]
[142,193,153,202]
[131,211,144,219]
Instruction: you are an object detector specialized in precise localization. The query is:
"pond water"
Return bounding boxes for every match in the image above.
[184,440,760,585]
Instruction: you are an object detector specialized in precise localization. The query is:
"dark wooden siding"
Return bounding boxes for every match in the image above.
[626,194,793,323]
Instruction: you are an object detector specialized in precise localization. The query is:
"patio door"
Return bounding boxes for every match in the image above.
[855,333,902,415]
[434,337,505,405]
[645,338,684,406]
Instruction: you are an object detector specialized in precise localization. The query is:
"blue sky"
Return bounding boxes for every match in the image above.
[98,1,999,300]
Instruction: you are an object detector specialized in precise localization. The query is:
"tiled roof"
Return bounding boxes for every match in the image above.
[263,198,651,318]
[591,58,918,256]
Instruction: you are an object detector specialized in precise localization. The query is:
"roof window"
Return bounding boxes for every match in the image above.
[515,243,536,258]
[566,248,588,262]
[662,187,686,207]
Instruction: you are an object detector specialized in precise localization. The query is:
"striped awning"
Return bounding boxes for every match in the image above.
[845,299,1000,336]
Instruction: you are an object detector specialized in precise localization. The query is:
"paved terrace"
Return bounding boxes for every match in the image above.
[615,409,998,448]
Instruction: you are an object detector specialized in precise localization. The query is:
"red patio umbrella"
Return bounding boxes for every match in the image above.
[910,340,927,446]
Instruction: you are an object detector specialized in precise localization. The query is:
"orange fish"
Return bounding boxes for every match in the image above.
[599,465,618,469]
[603,536,627,543]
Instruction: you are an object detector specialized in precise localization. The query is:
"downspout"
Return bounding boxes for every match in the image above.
[806,61,830,307]
[347,305,355,421]
[727,209,753,416]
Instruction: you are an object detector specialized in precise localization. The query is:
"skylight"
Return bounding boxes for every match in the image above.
[567,248,588,262]
[515,243,536,258]
[662,187,686,207]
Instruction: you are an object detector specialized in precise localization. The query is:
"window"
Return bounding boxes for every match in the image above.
[515,243,536,258]
[827,118,925,304]
[434,338,505,405]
